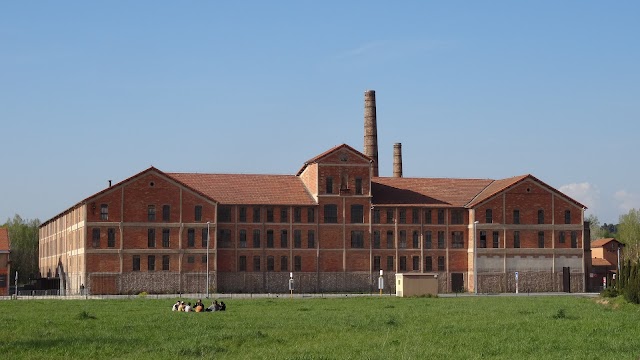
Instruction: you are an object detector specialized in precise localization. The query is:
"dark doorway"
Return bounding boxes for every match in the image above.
[451,273,464,293]
[562,267,571,292]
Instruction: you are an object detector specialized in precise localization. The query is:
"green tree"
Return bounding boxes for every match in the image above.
[586,214,608,241]
[3,214,40,284]
[618,209,640,262]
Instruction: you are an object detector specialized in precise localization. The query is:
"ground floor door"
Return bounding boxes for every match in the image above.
[563,267,571,292]
[451,273,464,292]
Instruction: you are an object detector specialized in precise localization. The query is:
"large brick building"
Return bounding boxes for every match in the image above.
[0,227,10,296]
[39,91,588,295]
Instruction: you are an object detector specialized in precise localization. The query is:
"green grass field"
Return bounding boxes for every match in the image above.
[1,295,639,359]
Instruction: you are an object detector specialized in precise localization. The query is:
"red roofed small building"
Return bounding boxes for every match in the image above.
[0,227,10,296]
[39,91,588,295]
[589,238,623,291]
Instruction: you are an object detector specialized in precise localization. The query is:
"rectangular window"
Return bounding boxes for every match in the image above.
[294,207,302,223]
[514,231,520,248]
[294,230,302,248]
[239,256,247,271]
[294,256,302,272]
[437,231,445,249]
[107,228,115,248]
[187,256,195,264]
[162,255,170,271]
[307,208,315,223]
[266,230,274,248]
[195,205,203,222]
[202,228,208,247]
[437,210,445,224]
[0,275,6,288]
[537,210,544,224]
[480,231,487,248]
[485,209,492,223]
[148,205,156,221]
[373,209,381,224]
[92,228,100,248]
[373,256,381,271]
[425,257,433,271]
[492,231,499,248]
[281,256,288,271]
[451,210,463,225]
[162,205,170,222]
[355,177,363,195]
[373,230,381,249]
[267,256,275,272]
[513,210,520,224]
[280,230,288,248]
[253,256,261,271]
[451,231,464,249]
[386,209,394,224]
[386,230,394,249]
[399,230,407,249]
[425,209,432,224]
[148,255,155,271]
[324,204,338,223]
[217,206,231,222]
[412,256,420,271]
[437,256,445,271]
[239,207,247,222]
[187,228,195,248]
[133,255,141,271]
[351,230,364,248]
[351,204,364,223]
[148,228,156,248]
[217,229,232,248]
[399,256,407,271]
[162,229,170,248]
[571,231,578,248]
[538,231,545,248]
[307,230,315,248]
[412,231,419,249]
[386,256,394,271]
[266,207,274,222]
[399,209,406,224]
[281,208,288,223]
[100,204,109,220]
[253,229,261,248]
[565,210,572,224]
[202,255,207,264]
[239,229,247,248]
[253,207,261,223]
[424,231,432,249]
[412,209,420,224]
[326,177,333,194]
[559,231,566,244]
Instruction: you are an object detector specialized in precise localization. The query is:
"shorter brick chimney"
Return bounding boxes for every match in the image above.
[393,143,403,178]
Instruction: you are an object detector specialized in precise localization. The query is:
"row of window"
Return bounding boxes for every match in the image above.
[325,176,364,195]
[373,255,446,272]
[238,255,302,272]
[132,255,172,271]
[92,227,211,248]
[485,209,573,224]
[97,204,206,222]
[237,229,315,249]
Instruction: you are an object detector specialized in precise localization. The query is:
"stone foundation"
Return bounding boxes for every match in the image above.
[478,271,584,293]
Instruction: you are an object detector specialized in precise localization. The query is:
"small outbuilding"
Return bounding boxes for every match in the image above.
[395,273,438,297]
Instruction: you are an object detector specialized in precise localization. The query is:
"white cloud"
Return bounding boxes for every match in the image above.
[614,190,640,214]
[559,182,599,212]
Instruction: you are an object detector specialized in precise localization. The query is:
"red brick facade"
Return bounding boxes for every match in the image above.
[0,227,10,296]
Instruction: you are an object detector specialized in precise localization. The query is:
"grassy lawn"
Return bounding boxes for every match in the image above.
[1,295,639,359]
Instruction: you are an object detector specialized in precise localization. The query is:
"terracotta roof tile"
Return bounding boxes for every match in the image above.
[591,238,620,248]
[167,173,316,205]
[0,227,9,251]
[592,258,613,267]
[372,177,494,207]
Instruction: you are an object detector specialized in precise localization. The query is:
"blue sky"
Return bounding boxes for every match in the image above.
[1,1,638,225]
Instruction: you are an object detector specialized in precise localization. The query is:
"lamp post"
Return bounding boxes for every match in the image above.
[206,221,210,299]
[473,221,479,295]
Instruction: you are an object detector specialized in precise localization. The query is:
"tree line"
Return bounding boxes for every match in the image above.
[3,215,40,284]
[587,209,640,262]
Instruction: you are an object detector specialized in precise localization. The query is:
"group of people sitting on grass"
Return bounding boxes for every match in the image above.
[172,299,226,312]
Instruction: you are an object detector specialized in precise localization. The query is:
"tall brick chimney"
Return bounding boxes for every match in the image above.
[393,143,403,178]
[364,90,379,177]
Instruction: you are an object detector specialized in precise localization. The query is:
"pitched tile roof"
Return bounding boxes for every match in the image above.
[0,227,9,252]
[592,258,613,267]
[591,238,620,248]
[297,144,372,176]
[372,177,494,207]
[167,173,316,205]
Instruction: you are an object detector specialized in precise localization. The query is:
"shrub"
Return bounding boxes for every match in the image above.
[552,308,567,319]
[138,292,148,298]
[601,287,619,298]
